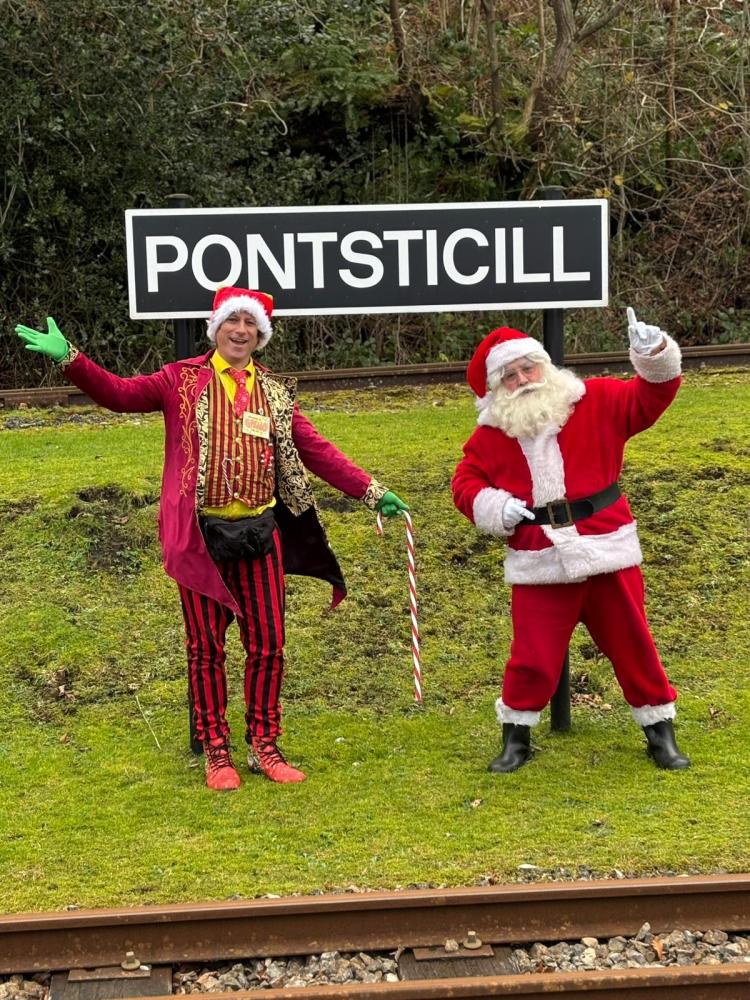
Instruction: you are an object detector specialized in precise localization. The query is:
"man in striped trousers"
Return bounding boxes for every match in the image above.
[16,287,407,790]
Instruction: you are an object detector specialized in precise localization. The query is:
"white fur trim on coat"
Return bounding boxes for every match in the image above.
[630,701,677,726]
[629,334,681,383]
[496,697,541,727]
[519,427,566,504]
[504,521,643,584]
[206,296,273,348]
[473,487,514,536]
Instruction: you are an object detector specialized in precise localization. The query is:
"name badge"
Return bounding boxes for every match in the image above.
[242,412,271,439]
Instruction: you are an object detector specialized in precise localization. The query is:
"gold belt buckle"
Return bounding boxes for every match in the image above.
[546,498,574,528]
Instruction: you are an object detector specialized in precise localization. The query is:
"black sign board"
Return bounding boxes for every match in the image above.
[125,201,608,319]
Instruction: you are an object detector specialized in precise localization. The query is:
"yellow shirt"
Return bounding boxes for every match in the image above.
[201,352,276,520]
[210,349,256,403]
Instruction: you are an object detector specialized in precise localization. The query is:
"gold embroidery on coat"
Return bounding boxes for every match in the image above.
[178,368,200,497]
[258,371,315,517]
[363,478,388,510]
[58,344,80,370]
[195,383,210,508]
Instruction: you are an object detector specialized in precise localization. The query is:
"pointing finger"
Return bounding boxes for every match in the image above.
[520,508,536,520]
[626,306,637,328]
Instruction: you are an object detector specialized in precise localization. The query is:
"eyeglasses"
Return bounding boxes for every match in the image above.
[500,361,540,387]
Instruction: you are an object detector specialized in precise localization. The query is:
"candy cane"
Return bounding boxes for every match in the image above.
[376,511,423,703]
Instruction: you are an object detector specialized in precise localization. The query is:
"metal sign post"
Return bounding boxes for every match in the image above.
[542,187,571,733]
[543,299,571,733]
[165,194,196,361]
[165,194,200,754]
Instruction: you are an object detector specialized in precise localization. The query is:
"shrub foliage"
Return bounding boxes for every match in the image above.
[2,1,749,385]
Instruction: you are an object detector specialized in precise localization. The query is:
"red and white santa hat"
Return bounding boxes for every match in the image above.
[206,287,274,348]
[467,326,549,404]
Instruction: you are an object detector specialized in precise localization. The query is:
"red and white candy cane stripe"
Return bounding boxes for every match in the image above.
[376,511,423,703]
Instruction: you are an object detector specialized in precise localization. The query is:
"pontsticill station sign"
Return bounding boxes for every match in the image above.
[125,201,608,319]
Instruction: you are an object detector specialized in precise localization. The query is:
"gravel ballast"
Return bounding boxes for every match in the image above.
[1,926,749,995]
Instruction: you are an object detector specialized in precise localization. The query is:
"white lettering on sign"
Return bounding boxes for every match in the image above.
[145,236,188,292]
[140,225,594,295]
[553,226,590,282]
[339,231,384,288]
[425,229,438,286]
[443,228,489,285]
[247,233,296,289]
[382,229,424,286]
[192,234,242,290]
[297,232,338,288]
[494,228,507,284]
[513,227,550,283]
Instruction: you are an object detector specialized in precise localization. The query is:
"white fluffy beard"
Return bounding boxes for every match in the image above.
[486,365,585,438]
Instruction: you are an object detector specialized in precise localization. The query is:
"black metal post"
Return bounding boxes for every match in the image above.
[166,193,202,755]
[166,193,196,362]
[173,318,195,362]
[541,186,571,733]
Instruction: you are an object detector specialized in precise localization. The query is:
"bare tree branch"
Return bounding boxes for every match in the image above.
[577,0,630,43]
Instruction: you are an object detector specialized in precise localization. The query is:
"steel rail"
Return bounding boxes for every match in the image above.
[2,344,749,409]
[1,875,749,974]
[99,965,750,998]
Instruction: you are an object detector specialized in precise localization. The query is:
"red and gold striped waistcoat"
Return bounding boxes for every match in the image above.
[203,370,276,509]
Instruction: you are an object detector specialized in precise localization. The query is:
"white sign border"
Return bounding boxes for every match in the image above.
[125,200,609,319]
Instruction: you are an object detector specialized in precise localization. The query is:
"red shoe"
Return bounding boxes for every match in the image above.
[247,738,306,783]
[204,739,241,791]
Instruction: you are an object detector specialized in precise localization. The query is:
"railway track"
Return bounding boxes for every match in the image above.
[2,875,749,997]
[1,343,748,409]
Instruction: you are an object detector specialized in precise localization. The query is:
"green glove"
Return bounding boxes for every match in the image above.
[15,316,69,362]
[377,490,409,518]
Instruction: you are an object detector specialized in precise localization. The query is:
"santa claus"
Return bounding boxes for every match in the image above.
[452,308,691,773]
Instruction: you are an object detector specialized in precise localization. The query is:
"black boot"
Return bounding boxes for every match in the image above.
[488,724,532,773]
[642,720,691,770]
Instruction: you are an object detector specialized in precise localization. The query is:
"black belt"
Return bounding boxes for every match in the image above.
[530,482,622,528]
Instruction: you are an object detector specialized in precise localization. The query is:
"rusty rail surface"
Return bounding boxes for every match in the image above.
[2,344,748,409]
[109,965,750,998]
[1,875,749,975]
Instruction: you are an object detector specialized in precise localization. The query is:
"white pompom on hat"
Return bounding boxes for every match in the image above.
[466,326,549,407]
[206,287,274,348]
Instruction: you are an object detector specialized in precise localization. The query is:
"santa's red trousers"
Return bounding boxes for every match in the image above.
[503,565,677,713]
[178,528,285,744]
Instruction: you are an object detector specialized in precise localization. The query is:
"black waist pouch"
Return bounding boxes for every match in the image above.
[201,509,276,562]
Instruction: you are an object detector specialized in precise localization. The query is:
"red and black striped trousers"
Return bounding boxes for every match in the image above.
[178,528,285,744]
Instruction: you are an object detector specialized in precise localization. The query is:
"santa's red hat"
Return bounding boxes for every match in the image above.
[206,287,274,348]
[466,326,549,401]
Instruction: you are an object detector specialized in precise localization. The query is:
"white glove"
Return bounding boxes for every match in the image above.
[626,306,665,355]
[501,496,536,531]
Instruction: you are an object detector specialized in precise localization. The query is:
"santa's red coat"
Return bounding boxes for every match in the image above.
[452,339,682,585]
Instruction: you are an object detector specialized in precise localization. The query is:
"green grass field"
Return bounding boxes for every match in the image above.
[1,371,749,913]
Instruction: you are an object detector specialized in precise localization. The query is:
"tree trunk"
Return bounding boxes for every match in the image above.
[664,0,680,182]
[388,0,410,84]
[740,0,750,230]
[480,0,503,132]
[525,0,628,153]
